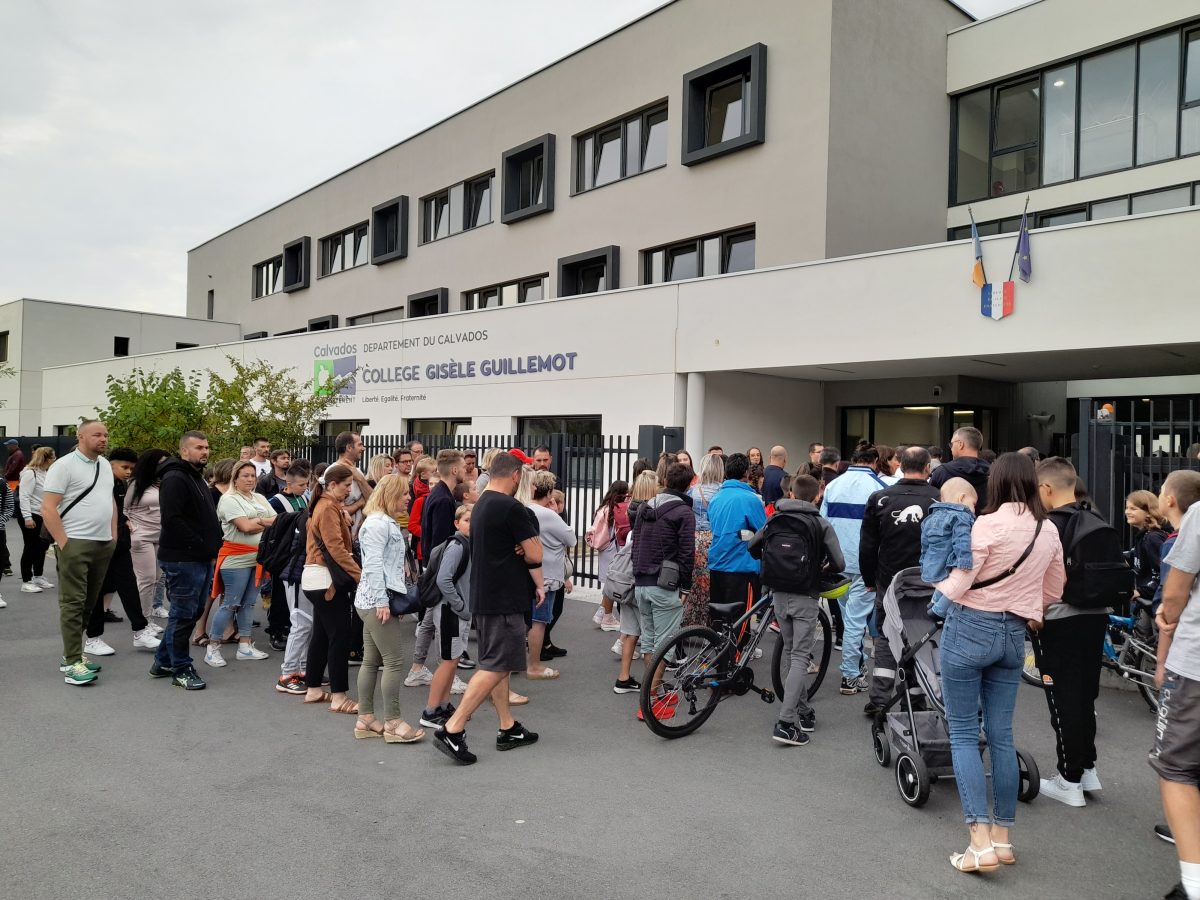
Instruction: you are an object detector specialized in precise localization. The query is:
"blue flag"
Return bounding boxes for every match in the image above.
[1016,211,1031,283]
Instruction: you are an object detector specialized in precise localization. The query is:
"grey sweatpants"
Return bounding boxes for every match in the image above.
[280,582,313,677]
[774,591,819,724]
[412,608,436,666]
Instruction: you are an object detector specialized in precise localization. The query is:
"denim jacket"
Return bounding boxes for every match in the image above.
[920,501,975,583]
[355,512,409,610]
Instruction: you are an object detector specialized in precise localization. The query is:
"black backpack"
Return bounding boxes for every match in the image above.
[758,513,823,594]
[416,533,470,611]
[257,508,308,579]
[1059,503,1135,610]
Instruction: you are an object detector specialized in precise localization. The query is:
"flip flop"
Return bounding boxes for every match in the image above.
[330,697,359,715]
[303,691,332,704]
[526,668,560,680]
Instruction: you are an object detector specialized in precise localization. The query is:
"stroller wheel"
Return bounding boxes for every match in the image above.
[896,753,931,808]
[1016,748,1040,803]
[871,720,891,767]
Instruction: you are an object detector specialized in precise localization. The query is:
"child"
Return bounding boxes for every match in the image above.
[749,474,844,746]
[420,505,473,728]
[921,478,978,619]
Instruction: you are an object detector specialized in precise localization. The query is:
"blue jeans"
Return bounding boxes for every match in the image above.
[838,574,873,680]
[209,565,259,641]
[154,560,214,671]
[940,603,1025,826]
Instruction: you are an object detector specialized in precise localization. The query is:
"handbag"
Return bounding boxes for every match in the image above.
[41,461,101,542]
[311,529,358,596]
[388,584,421,616]
[972,520,1043,589]
[657,559,682,591]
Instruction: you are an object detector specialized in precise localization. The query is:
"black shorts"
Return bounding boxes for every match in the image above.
[1149,670,1200,785]
[475,613,527,673]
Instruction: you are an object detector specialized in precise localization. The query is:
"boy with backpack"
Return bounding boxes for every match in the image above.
[263,461,310,649]
[1034,457,1135,807]
[749,474,844,746]
[263,501,313,695]
[419,504,473,728]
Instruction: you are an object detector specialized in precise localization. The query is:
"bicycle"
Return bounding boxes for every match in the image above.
[638,580,839,739]
[1022,602,1160,712]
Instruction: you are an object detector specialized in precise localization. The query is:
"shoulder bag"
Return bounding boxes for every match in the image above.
[41,462,101,543]
[971,520,1044,589]
[310,526,359,596]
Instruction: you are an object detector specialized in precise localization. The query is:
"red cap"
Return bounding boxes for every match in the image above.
[508,448,534,465]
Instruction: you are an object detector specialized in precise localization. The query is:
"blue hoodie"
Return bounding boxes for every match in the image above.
[707,479,768,573]
[820,466,889,576]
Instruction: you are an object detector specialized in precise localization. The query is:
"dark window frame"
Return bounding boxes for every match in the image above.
[641,226,756,284]
[501,134,555,224]
[206,290,214,320]
[0,331,9,363]
[243,331,268,341]
[462,275,549,311]
[252,254,284,300]
[281,237,310,293]
[318,222,370,278]
[419,172,494,244]
[348,306,406,326]
[308,315,339,331]
[370,196,409,265]
[113,336,130,357]
[681,43,768,166]
[407,287,449,319]
[573,100,669,195]
[557,246,620,297]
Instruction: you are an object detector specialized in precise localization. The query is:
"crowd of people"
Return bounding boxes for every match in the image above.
[6,424,1200,897]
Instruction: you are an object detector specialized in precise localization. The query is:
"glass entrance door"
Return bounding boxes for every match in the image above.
[841,405,995,451]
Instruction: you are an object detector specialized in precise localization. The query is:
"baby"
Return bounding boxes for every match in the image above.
[920,478,978,619]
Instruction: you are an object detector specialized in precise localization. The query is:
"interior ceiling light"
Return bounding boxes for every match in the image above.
[903,406,939,411]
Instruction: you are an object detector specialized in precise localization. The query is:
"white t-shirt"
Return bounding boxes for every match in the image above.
[43,450,115,541]
[1164,505,1200,681]
[252,458,272,477]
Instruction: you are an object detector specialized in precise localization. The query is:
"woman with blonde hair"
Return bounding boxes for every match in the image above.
[18,446,56,593]
[354,474,424,742]
[612,470,662,678]
[1125,489,1169,601]
[684,452,725,627]
[366,453,394,487]
[474,448,502,492]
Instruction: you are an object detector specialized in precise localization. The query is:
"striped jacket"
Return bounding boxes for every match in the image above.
[820,466,890,576]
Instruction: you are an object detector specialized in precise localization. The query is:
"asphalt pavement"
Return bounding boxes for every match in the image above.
[0,562,1182,900]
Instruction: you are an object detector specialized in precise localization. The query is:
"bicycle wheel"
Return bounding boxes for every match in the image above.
[770,608,833,702]
[1021,636,1044,689]
[1121,639,1161,713]
[639,626,727,739]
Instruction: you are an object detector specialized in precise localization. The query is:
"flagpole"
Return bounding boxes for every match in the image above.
[969,206,988,283]
[1007,196,1031,281]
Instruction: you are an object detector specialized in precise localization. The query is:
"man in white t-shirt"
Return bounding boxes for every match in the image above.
[250,438,272,477]
[42,420,117,686]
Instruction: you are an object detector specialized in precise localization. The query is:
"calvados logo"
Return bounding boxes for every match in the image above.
[313,356,356,397]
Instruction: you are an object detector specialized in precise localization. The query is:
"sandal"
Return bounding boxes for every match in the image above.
[330,697,359,715]
[303,690,332,704]
[526,668,560,680]
[354,717,384,739]
[383,721,425,744]
[949,844,1000,873]
[992,842,1016,865]
[509,691,529,706]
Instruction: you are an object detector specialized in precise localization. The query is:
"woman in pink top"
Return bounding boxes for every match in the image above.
[934,453,1065,874]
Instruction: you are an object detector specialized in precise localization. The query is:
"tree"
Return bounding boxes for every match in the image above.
[98,367,207,451]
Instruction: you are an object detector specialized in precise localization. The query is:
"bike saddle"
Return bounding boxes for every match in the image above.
[707,601,745,621]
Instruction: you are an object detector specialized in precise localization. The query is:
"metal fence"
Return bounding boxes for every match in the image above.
[1076,396,1200,538]
[294,432,640,586]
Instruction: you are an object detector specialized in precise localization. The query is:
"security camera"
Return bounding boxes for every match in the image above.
[932,385,943,398]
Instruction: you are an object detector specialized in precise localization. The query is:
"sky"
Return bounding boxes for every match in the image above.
[0,0,1023,317]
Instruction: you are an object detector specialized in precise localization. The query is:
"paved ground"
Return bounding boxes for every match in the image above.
[0,564,1181,900]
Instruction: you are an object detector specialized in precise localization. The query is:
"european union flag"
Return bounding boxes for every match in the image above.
[1016,211,1032,283]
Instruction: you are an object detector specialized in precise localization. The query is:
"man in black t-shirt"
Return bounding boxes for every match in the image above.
[433,452,543,766]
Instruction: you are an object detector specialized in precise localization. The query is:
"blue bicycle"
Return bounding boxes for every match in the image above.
[1022,603,1160,712]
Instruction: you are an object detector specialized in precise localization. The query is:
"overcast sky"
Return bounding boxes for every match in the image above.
[0,0,1022,316]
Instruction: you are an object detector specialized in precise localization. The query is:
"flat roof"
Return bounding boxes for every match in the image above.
[2,297,239,327]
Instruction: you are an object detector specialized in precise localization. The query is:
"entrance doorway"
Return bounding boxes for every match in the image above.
[841,405,995,452]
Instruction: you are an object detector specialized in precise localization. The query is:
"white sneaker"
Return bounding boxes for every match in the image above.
[1040,774,1085,807]
[132,628,161,650]
[20,582,42,593]
[84,637,115,656]
[404,666,433,687]
[599,614,621,632]
[236,642,269,660]
[611,638,623,656]
[752,648,763,659]
[592,606,605,626]
[146,621,164,636]
[33,575,54,589]
[204,645,226,668]
[0,594,6,608]
[451,675,469,695]
[1080,767,1102,792]
[151,606,169,619]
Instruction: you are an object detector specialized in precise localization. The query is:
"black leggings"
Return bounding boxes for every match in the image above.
[305,588,352,694]
[20,516,48,581]
[544,586,567,646]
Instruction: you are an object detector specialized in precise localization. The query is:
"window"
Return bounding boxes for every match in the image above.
[407,288,448,319]
[989,78,1040,196]
[370,196,408,265]
[501,134,555,224]
[348,306,405,326]
[1079,45,1136,177]
[308,315,338,331]
[175,342,198,350]
[557,246,619,297]
[1183,30,1200,154]
[421,173,493,243]
[114,337,129,357]
[681,44,767,166]
[463,276,548,310]
[206,290,214,320]
[409,419,470,437]
[243,331,268,341]
[643,227,755,284]
[252,255,283,299]
[1042,65,1077,184]
[320,223,369,277]
[274,327,307,336]
[575,103,668,192]
[0,331,9,363]
[1036,207,1086,227]
[1138,34,1180,165]
[1132,185,1192,213]
[281,237,310,292]
[955,88,990,202]
[1089,197,1129,219]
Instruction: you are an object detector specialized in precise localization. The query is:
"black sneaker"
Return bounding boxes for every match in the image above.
[419,706,451,729]
[348,650,363,667]
[798,712,816,733]
[1154,824,1176,845]
[269,635,288,652]
[840,675,868,695]
[543,644,567,658]
[496,721,539,751]
[103,609,124,623]
[148,662,176,679]
[457,652,476,670]
[432,728,477,765]
[3,567,12,577]
[772,721,810,746]
[171,666,206,690]
[1163,884,1186,899]
[613,676,641,694]
[863,701,884,716]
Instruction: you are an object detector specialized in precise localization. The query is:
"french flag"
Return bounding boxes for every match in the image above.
[981,281,1014,320]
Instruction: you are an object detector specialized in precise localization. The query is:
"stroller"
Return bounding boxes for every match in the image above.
[869,567,1041,808]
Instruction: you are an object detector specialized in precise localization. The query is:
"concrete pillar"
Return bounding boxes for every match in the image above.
[685,372,705,453]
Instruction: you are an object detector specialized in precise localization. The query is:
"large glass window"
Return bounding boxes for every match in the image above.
[1079,46,1136,177]
[465,174,492,229]
[706,76,748,146]
[1042,64,1077,184]
[990,79,1040,196]
[575,102,668,193]
[1090,197,1130,220]
[955,88,990,202]
[642,108,668,170]
[252,255,283,299]
[1183,31,1200,154]
[1138,34,1181,164]
[463,275,548,310]
[320,223,368,277]
[421,174,493,243]
[1132,185,1192,213]
[643,227,756,284]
